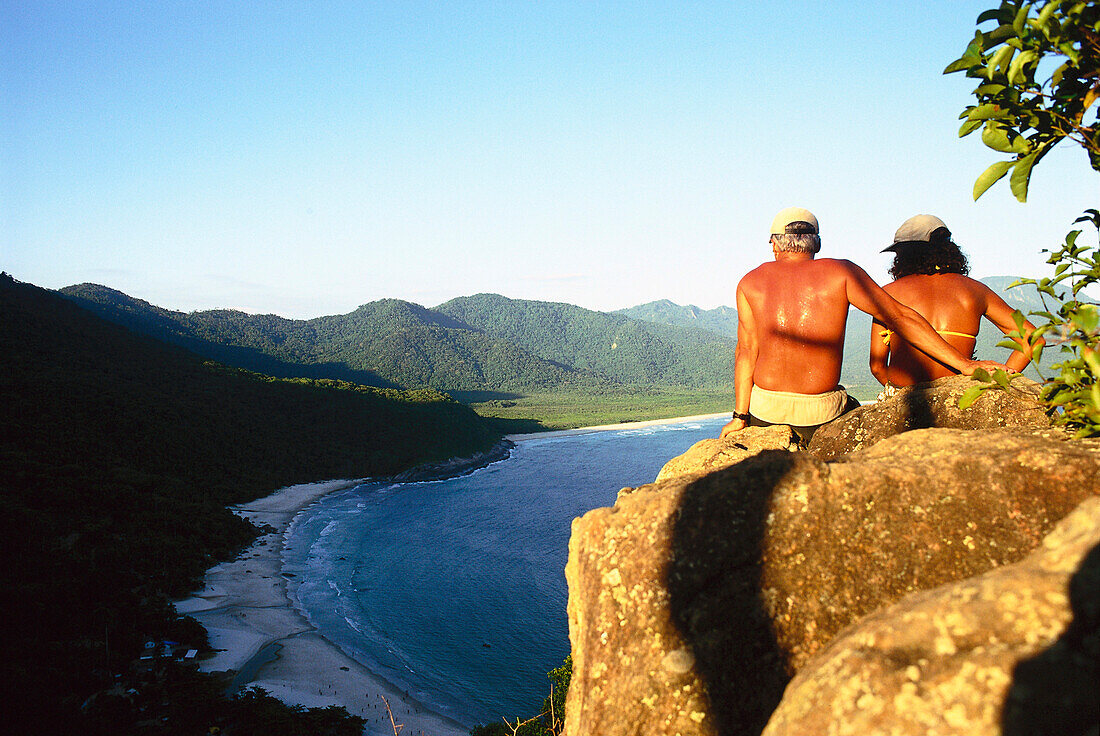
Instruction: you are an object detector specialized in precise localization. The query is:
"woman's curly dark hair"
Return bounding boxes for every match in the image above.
[888,228,970,279]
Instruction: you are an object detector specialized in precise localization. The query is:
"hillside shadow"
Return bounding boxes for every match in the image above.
[447,390,526,403]
[667,451,796,736]
[1001,541,1100,736]
[481,417,548,435]
[221,352,399,388]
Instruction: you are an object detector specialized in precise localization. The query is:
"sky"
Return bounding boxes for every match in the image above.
[3,1,1097,319]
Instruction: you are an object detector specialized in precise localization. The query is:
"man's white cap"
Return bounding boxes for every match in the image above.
[885,214,950,251]
[770,207,819,235]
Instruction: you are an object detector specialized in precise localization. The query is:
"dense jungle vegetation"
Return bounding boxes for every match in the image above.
[1,273,501,734]
[61,284,737,399]
[435,293,737,387]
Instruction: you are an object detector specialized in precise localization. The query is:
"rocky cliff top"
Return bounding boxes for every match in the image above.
[564,375,1100,736]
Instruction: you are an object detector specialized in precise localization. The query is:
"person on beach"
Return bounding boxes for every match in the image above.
[720,207,1010,442]
[869,214,1040,397]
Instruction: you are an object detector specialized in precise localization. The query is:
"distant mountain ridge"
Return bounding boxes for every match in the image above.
[59,275,1046,401]
[60,285,735,395]
[436,293,736,388]
[614,299,739,338]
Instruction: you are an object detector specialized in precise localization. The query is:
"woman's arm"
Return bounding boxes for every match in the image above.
[979,284,1043,373]
[869,317,890,386]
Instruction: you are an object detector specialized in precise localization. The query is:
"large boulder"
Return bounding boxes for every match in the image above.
[762,498,1100,736]
[563,428,1100,736]
[654,425,801,482]
[808,374,1051,461]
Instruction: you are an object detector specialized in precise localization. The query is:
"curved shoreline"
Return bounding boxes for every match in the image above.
[505,411,729,442]
[172,418,716,734]
[174,443,514,736]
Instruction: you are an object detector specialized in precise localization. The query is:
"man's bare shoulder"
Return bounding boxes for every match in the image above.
[813,257,865,272]
[738,257,865,293]
[737,262,776,290]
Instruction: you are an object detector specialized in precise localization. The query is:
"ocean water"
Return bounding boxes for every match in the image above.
[282,415,727,728]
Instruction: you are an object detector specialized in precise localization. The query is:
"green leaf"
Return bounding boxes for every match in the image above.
[1077,305,1100,334]
[986,24,1020,45]
[971,367,992,382]
[1009,150,1038,202]
[966,103,1008,120]
[959,118,984,137]
[982,123,1031,153]
[1036,0,1060,34]
[1012,3,1030,36]
[959,385,987,409]
[973,160,1013,199]
[989,42,1016,76]
[945,54,980,74]
[991,368,1012,388]
[1007,49,1038,85]
[976,8,1007,24]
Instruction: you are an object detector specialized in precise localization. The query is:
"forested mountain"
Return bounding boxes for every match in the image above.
[61,285,606,393]
[2,273,500,733]
[62,286,736,392]
[435,293,736,387]
[614,299,739,337]
[58,276,1044,410]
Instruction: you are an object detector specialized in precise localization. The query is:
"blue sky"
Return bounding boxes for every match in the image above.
[3,2,1096,319]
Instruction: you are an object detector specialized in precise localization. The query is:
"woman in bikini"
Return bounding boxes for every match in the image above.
[870,214,1038,394]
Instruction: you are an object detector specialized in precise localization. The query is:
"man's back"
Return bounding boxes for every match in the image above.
[721,205,1007,441]
[738,257,855,395]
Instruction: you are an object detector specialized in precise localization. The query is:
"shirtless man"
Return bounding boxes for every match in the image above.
[720,207,1008,440]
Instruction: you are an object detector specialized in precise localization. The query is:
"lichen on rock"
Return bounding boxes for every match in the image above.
[563,377,1099,736]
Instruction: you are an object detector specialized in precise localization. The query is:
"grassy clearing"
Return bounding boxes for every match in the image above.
[466,387,734,432]
[466,383,887,433]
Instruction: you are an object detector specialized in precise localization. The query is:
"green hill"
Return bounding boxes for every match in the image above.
[62,286,738,394]
[2,273,500,733]
[435,293,736,388]
[614,299,739,338]
[60,285,605,394]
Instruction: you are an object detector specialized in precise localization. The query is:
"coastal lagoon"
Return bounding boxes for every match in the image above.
[282,415,728,728]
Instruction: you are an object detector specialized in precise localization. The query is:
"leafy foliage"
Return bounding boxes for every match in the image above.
[959,211,1100,436]
[945,0,1100,201]
[470,656,571,736]
[0,273,500,732]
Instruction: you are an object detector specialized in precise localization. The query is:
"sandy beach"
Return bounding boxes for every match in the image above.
[505,411,729,442]
[174,479,471,736]
[174,415,723,735]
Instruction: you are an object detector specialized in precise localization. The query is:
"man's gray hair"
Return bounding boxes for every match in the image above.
[772,232,821,254]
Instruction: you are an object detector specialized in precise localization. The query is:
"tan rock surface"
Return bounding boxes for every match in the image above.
[762,498,1100,736]
[564,428,1100,736]
[809,374,1050,461]
[654,425,801,482]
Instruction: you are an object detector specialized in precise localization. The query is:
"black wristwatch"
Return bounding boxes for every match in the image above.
[731,411,751,422]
